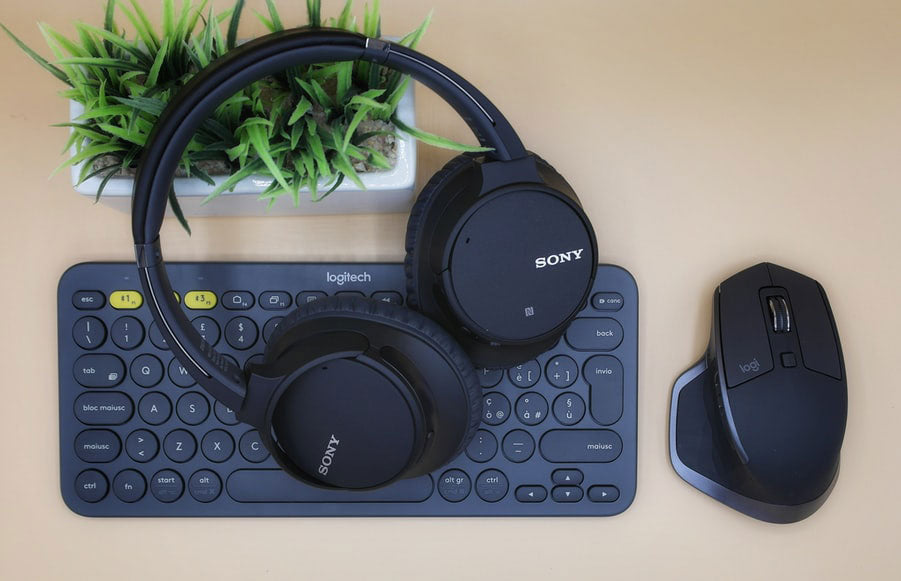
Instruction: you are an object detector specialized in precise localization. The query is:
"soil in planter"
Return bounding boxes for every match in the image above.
[92,118,398,179]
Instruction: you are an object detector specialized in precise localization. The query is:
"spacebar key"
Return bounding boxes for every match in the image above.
[227,470,433,502]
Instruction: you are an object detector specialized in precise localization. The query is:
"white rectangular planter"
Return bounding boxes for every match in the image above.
[70,85,417,216]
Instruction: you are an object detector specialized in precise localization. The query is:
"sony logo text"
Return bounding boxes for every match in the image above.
[535,249,584,269]
[318,434,341,476]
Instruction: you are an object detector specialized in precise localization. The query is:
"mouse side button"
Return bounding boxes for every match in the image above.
[718,265,774,388]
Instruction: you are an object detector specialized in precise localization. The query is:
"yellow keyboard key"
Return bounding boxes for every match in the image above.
[110,290,143,310]
[184,291,217,310]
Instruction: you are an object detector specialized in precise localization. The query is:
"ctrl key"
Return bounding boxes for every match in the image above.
[75,469,108,503]
[150,470,184,503]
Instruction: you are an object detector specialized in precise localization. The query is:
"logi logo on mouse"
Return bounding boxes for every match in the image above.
[738,358,760,374]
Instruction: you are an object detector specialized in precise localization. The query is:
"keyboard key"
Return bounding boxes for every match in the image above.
[482,393,511,425]
[75,469,108,502]
[552,469,584,485]
[72,317,106,350]
[113,469,146,503]
[475,469,508,502]
[184,290,217,309]
[109,290,143,310]
[74,429,120,463]
[553,392,585,425]
[336,291,365,298]
[508,360,540,388]
[126,429,158,462]
[588,485,620,503]
[214,401,239,425]
[540,430,623,463]
[227,470,433,502]
[515,485,547,503]
[371,291,403,305]
[262,317,283,343]
[239,430,269,463]
[150,469,184,502]
[225,317,258,350]
[110,316,144,350]
[551,486,583,502]
[437,469,471,502]
[192,316,220,346]
[201,429,235,463]
[72,291,105,310]
[592,292,624,311]
[130,354,163,388]
[584,355,624,425]
[164,429,197,462]
[243,353,264,374]
[546,355,578,388]
[465,429,497,463]
[565,318,624,351]
[74,392,132,425]
[148,321,169,350]
[168,358,197,387]
[259,291,291,310]
[296,291,326,305]
[74,353,125,388]
[189,469,222,502]
[477,368,503,388]
[176,392,210,425]
[222,291,254,310]
[502,429,535,462]
[138,392,171,425]
[515,392,548,425]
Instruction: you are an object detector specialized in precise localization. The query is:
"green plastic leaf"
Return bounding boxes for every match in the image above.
[0,23,73,86]
[51,142,125,176]
[399,10,432,50]
[168,186,191,235]
[391,115,494,153]
[265,0,283,31]
[343,105,372,152]
[307,0,321,28]
[287,97,312,125]
[73,23,151,65]
[227,0,245,49]
[98,123,147,146]
[56,57,142,71]
[125,0,160,51]
[146,38,168,86]
[245,124,291,192]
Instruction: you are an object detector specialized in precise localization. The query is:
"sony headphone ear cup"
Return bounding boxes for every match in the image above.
[404,154,478,311]
[264,294,483,459]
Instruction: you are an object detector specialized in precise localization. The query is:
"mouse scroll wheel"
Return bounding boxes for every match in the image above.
[767,296,791,333]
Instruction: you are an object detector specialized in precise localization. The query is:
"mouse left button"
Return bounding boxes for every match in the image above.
[719,264,774,388]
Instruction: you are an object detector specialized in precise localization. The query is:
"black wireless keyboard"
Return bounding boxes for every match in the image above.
[58,262,637,516]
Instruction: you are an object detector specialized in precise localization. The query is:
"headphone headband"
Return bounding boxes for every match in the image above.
[132,29,528,411]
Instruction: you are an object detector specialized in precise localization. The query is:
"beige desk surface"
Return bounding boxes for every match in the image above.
[1,1,899,579]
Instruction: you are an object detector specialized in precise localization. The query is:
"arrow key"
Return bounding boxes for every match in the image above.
[551,486,584,503]
[126,429,159,463]
[588,485,620,503]
[551,469,584,486]
[515,485,547,503]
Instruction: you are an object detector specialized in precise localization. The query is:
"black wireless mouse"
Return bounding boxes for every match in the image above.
[669,262,847,523]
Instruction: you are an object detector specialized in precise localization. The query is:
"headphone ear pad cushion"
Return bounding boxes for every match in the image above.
[404,154,477,311]
[266,295,483,457]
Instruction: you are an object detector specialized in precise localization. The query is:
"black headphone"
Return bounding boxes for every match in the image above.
[132,29,598,490]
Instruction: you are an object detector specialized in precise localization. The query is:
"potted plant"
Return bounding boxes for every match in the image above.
[2,0,487,231]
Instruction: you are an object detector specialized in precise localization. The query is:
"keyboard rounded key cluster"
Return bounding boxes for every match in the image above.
[59,263,637,516]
